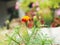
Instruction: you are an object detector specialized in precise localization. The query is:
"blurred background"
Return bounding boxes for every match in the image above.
[0,0,60,45]
[0,0,17,27]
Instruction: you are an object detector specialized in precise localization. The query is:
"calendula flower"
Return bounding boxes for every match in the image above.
[22,16,31,22]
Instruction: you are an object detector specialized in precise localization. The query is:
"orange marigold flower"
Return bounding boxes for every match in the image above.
[22,16,31,22]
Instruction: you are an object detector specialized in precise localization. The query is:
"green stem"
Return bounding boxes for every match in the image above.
[17,33,27,44]
[15,30,27,45]
[27,27,39,45]
[6,34,20,45]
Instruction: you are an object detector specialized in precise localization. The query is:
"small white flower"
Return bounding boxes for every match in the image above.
[36,7,40,11]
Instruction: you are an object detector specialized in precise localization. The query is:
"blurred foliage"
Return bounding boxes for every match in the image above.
[6,25,53,45]
[20,0,60,10]
[20,0,60,27]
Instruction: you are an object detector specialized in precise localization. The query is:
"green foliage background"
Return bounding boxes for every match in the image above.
[20,0,60,26]
[20,0,60,10]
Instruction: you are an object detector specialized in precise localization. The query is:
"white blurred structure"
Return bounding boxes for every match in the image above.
[28,27,60,44]
[40,27,60,44]
[18,0,25,19]
[0,1,16,27]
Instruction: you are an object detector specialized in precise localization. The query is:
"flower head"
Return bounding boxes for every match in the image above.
[22,16,31,22]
